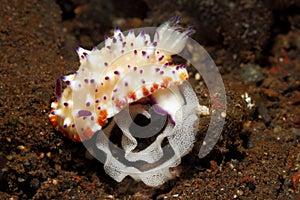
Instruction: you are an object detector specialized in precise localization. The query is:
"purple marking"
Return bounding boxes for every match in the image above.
[112,37,117,43]
[139,69,143,74]
[84,79,89,83]
[122,42,126,47]
[104,62,108,67]
[95,89,98,92]
[106,46,111,49]
[78,84,82,88]
[124,82,128,87]
[105,76,109,80]
[64,102,69,107]
[158,55,164,61]
[114,71,120,75]
[131,42,134,47]
[155,68,160,72]
[75,46,80,52]
[78,110,92,117]
[174,27,183,32]
[115,26,119,31]
[83,52,88,56]
[55,78,62,99]
[63,124,67,128]
[90,79,95,83]
[134,50,137,55]
[152,42,157,47]
[176,66,179,70]
[104,35,109,40]
[141,51,146,56]
[80,55,84,59]
[129,29,134,34]
[91,116,94,121]
[153,104,168,115]
[113,88,118,92]
[83,117,86,120]
[72,124,75,128]
[156,51,160,54]
[95,99,100,103]
[97,106,101,110]
[140,30,145,37]
[121,50,124,54]
[172,70,175,74]
[82,68,85,71]
[111,96,115,100]
[100,82,104,86]
[160,71,164,75]
[184,29,195,37]
[147,56,150,59]
[128,64,131,68]
[86,102,91,107]
[144,40,148,45]
[141,79,145,84]
[163,63,169,68]
[103,96,107,100]
[133,66,137,71]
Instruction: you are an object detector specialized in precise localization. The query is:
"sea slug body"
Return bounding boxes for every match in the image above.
[48,17,209,186]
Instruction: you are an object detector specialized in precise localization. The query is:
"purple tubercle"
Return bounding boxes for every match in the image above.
[140,30,145,37]
[64,102,69,107]
[75,46,80,52]
[55,78,62,99]
[84,79,89,83]
[114,26,119,31]
[141,51,146,56]
[158,55,164,62]
[104,35,109,40]
[105,76,110,80]
[78,110,92,117]
[114,71,120,75]
[173,27,183,32]
[134,50,137,55]
[86,102,91,107]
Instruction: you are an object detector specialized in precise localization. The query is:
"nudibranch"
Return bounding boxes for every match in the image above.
[49,17,195,142]
[49,17,210,186]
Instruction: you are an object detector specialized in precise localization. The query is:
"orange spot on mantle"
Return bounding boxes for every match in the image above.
[180,72,188,81]
[142,86,149,96]
[97,109,108,127]
[127,90,137,100]
[82,126,94,140]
